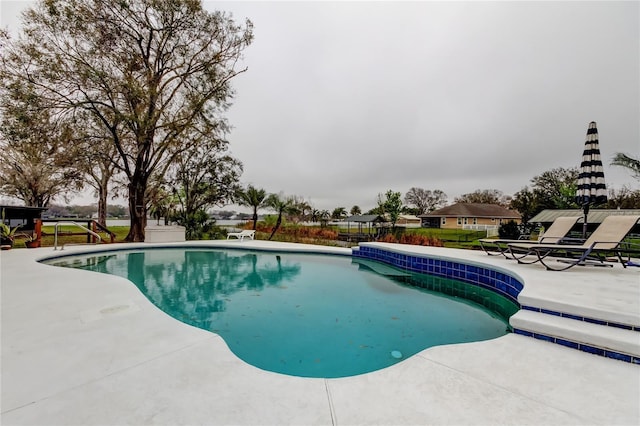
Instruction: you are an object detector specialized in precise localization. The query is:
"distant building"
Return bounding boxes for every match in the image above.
[1,205,48,229]
[395,214,422,228]
[419,203,521,229]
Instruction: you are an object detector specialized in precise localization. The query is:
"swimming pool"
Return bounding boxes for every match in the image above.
[46,248,518,378]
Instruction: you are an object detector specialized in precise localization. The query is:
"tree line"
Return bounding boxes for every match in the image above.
[231,161,640,241]
[1,1,638,242]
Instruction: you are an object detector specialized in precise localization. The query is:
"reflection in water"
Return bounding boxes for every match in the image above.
[353,259,518,319]
[52,254,117,273]
[54,249,301,330]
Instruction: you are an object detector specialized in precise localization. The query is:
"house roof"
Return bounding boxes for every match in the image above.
[344,214,385,223]
[398,214,421,221]
[529,209,640,224]
[377,214,421,222]
[419,203,521,219]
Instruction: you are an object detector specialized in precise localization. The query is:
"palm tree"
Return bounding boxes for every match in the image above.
[264,193,295,240]
[331,207,347,220]
[611,153,640,180]
[310,208,320,223]
[297,200,312,222]
[350,205,362,216]
[319,210,330,227]
[287,196,308,223]
[237,185,267,230]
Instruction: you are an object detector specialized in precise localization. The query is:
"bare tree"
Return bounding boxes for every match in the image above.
[455,189,511,206]
[0,80,83,207]
[72,112,122,226]
[404,187,447,215]
[1,0,253,241]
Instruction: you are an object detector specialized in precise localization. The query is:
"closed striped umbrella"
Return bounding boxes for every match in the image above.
[576,121,607,237]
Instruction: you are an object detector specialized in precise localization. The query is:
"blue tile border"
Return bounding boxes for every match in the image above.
[353,245,523,306]
[521,305,640,332]
[513,328,638,364]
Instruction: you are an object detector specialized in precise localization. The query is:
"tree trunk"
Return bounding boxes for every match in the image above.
[252,207,258,230]
[97,186,108,227]
[268,213,282,240]
[126,179,147,242]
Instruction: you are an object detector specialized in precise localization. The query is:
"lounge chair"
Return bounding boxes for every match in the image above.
[479,216,580,259]
[227,229,256,241]
[507,215,640,271]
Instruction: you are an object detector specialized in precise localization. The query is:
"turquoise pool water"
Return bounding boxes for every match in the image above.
[47,248,516,378]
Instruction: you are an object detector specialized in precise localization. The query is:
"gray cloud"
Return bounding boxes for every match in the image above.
[2,1,638,212]
[217,1,639,212]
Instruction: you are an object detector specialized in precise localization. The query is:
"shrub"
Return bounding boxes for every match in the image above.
[378,232,443,247]
[378,234,398,243]
[171,209,215,240]
[498,220,521,240]
[249,222,338,242]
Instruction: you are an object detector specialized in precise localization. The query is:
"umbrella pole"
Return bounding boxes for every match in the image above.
[582,203,590,239]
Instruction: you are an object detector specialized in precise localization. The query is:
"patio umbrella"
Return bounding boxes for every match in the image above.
[576,121,607,238]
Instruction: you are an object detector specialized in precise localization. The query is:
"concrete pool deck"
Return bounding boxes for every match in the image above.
[1,240,639,425]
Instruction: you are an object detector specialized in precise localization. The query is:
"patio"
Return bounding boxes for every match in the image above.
[1,241,639,425]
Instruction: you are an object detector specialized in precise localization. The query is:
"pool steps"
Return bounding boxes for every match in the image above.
[511,310,640,362]
[354,243,640,364]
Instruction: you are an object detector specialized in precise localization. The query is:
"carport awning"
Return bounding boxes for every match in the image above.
[343,215,385,223]
[529,209,640,224]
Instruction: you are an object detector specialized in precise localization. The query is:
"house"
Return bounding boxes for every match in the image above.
[419,203,521,229]
[395,214,422,228]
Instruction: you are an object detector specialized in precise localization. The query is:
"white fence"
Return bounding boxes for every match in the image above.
[463,224,499,237]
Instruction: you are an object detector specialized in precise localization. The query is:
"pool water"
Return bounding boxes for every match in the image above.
[47,248,516,378]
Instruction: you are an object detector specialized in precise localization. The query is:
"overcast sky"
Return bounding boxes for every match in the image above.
[2,1,639,213]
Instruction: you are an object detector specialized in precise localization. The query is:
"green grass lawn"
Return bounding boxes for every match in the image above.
[20,225,132,248]
[23,224,489,250]
[411,228,487,248]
